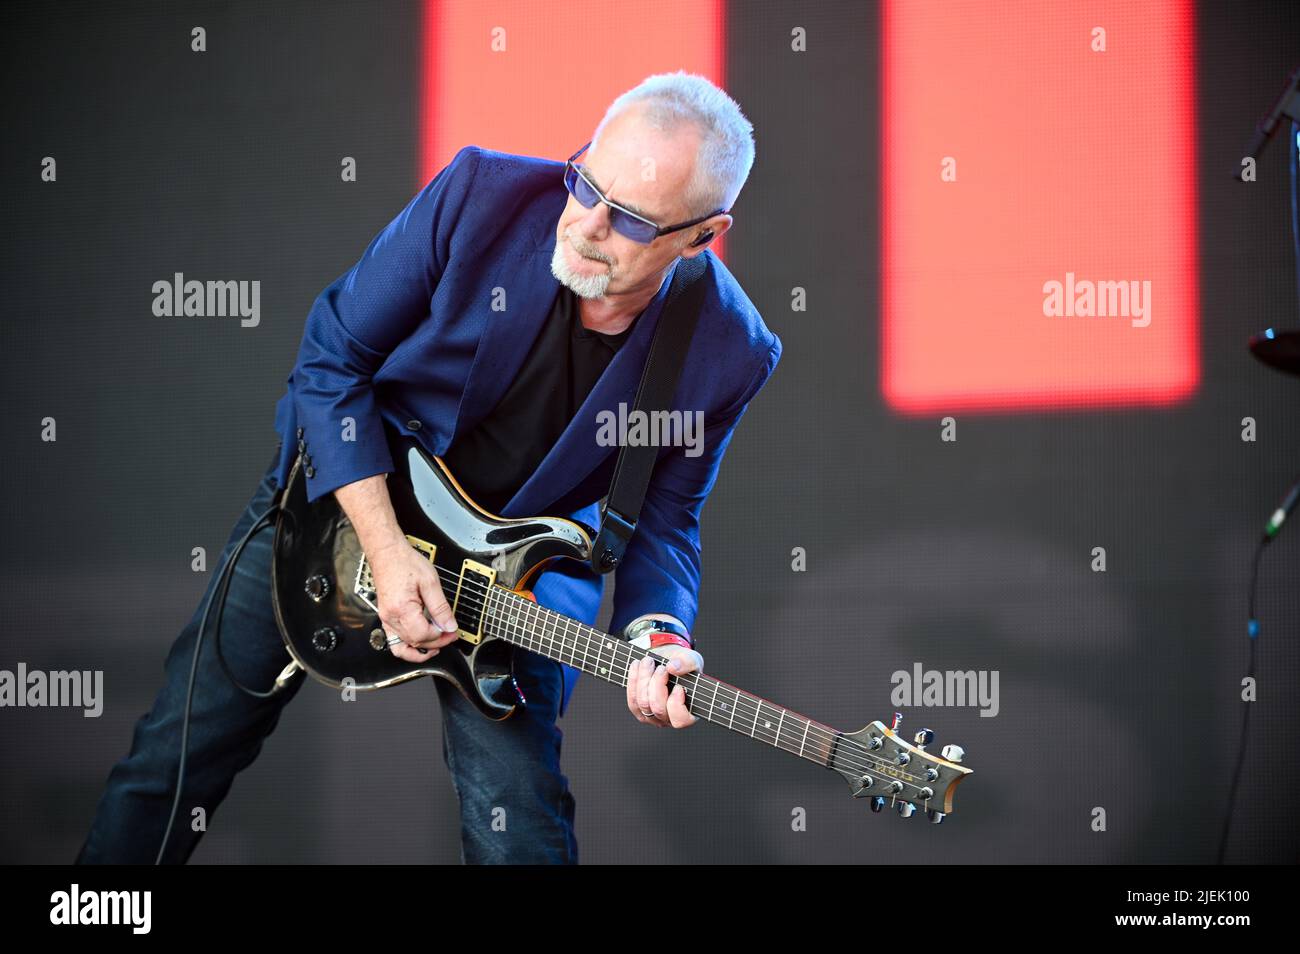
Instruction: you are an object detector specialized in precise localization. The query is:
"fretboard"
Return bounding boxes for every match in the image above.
[484,585,841,769]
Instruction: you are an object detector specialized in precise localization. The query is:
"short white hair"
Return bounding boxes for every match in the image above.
[592,70,755,219]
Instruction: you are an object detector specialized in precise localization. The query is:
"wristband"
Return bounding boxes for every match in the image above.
[649,632,693,652]
[624,616,694,651]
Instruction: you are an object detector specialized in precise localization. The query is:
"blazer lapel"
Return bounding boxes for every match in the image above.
[501,254,683,518]
[446,207,564,455]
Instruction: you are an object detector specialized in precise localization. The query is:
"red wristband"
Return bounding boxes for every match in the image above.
[649,632,694,651]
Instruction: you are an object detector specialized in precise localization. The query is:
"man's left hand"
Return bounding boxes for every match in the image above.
[626,645,703,729]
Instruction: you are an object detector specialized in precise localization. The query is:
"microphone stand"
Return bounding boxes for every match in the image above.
[1220,66,1300,865]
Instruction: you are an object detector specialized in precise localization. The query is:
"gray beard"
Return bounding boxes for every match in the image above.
[550,239,611,300]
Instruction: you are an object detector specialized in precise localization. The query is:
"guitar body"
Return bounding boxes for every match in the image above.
[271,426,976,820]
[270,423,596,720]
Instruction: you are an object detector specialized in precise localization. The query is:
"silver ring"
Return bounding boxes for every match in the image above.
[385,634,404,647]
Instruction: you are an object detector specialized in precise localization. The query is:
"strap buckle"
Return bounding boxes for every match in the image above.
[591,506,636,574]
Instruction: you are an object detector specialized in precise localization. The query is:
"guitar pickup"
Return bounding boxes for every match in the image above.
[452,559,496,645]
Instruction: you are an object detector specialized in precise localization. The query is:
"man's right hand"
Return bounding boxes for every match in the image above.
[332,473,460,664]
[367,537,460,663]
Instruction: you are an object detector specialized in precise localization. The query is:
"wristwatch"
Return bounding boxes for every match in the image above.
[623,617,695,651]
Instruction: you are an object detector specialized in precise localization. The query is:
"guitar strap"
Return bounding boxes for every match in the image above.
[589,252,709,575]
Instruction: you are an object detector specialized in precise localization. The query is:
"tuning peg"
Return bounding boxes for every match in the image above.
[927,809,946,824]
[940,743,965,764]
[913,728,935,749]
[869,796,887,813]
[896,751,911,765]
[896,801,917,818]
[851,775,875,797]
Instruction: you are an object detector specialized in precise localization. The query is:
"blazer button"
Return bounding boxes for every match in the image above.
[302,454,312,467]
[305,465,316,478]
[406,420,422,431]
[297,439,306,453]
[296,427,304,439]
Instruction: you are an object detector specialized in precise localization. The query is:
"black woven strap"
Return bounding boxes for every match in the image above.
[590,254,709,574]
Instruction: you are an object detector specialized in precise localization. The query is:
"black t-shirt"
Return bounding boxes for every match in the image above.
[441,284,637,514]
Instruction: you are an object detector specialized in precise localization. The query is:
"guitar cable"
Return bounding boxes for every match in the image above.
[155,501,284,865]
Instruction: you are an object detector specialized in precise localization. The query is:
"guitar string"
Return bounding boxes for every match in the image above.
[365,560,934,787]
[390,563,932,786]
[483,589,932,788]
[410,566,927,785]
[485,585,934,788]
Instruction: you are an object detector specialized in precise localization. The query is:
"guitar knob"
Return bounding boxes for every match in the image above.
[311,627,339,653]
[852,775,875,796]
[868,735,883,750]
[917,787,935,801]
[896,801,917,818]
[925,766,939,781]
[304,574,332,602]
[896,751,911,765]
[913,728,935,749]
[887,780,905,795]
[927,810,946,824]
[940,744,965,764]
[869,796,887,813]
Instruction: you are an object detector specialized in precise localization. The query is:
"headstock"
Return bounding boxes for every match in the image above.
[834,716,973,823]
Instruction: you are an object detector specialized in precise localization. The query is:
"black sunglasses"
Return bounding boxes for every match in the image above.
[563,141,728,245]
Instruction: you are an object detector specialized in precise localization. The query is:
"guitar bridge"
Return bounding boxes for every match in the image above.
[354,535,437,614]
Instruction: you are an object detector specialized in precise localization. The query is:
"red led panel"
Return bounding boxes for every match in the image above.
[421,0,727,260]
[881,0,1198,413]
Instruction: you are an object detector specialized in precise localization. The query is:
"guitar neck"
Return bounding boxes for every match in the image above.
[484,585,842,770]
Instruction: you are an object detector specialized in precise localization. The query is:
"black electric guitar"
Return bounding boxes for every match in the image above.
[270,423,974,821]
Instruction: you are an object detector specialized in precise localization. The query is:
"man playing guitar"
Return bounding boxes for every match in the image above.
[76,70,780,864]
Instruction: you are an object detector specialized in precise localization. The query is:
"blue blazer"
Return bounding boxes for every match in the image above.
[272,145,782,716]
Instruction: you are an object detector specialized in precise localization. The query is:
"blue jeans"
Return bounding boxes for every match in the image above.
[75,448,578,864]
